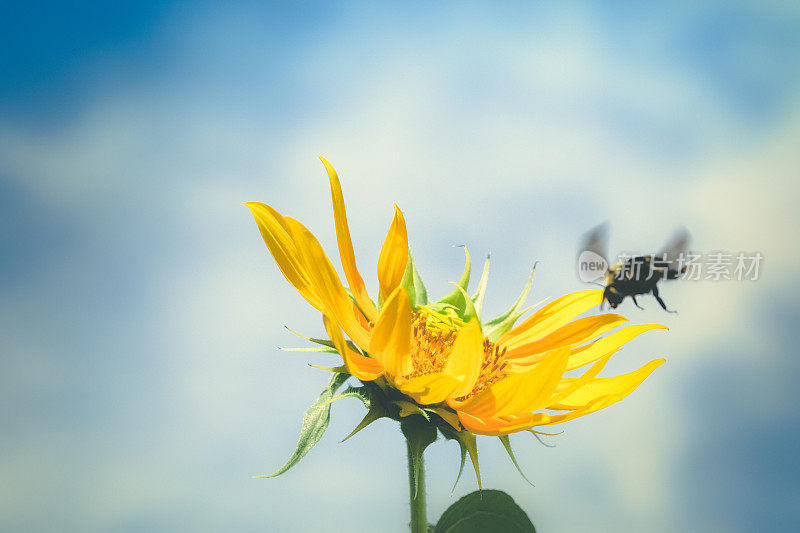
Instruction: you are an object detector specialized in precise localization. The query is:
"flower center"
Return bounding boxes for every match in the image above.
[406,309,508,401]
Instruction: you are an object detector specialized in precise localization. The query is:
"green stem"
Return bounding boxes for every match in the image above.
[407,437,427,533]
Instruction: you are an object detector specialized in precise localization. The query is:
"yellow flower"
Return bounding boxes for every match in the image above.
[246,157,666,483]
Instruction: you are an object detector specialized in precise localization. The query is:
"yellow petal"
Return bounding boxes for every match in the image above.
[565,324,667,371]
[461,358,664,432]
[322,315,384,381]
[499,290,603,349]
[442,319,485,398]
[244,202,323,311]
[396,372,461,405]
[458,348,570,419]
[505,314,628,358]
[548,353,613,405]
[319,156,378,322]
[377,205,409,303]
[549,358,666,411]
[370,286,413,377]
[457,411,536,436]
[284,217,371,351]
[344,351,385,381]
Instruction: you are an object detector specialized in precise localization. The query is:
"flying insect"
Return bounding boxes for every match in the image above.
[578,224,690,313]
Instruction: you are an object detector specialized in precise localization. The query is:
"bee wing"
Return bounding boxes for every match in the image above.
[579,222,609,263]
[577,223,610,283]
[657,227,691,277]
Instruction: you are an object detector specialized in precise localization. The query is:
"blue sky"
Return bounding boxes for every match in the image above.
[2,2,800,531]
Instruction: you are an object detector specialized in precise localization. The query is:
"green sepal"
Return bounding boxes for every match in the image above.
[499,435,534,486]
[401,415,438,499]
[433,490,536,533]
[285,326,363,355]
[524,428,559,448]
[341,382,391,442]
[308,364,348,373]
[401,252,429,307]
[423,407,461,433]
[439,426,482,490]
[341,404,387,443]
[255,372,349,478]
[483,264,537,342]
[471,254,491,317]
[462,430,482,491]
[396,400,432,421]
[281,346,339,354]
[436,246,471,311]
[530,432,554,448]
[439,426,468,494]
[420,301,461,318]
[448,283,480,324]
[320,385,372,409]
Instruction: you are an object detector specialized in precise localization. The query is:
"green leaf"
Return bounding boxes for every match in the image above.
[255,372,349,478]
[401,252,429,307]
[436,246,471,309]
[433,490,536,533]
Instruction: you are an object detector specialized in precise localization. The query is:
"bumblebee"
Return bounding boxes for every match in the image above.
[579,224,690,313]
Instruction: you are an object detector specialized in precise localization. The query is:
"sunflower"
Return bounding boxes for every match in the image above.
[246,156,665,486]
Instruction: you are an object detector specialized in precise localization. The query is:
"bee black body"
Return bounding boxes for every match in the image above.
[579,224,689,313]
[603,255,684,312]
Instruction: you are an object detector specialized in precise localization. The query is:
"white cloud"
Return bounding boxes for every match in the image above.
[2,3,799,531]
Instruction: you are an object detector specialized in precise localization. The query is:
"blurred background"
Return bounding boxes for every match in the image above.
[2,1,799,531]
